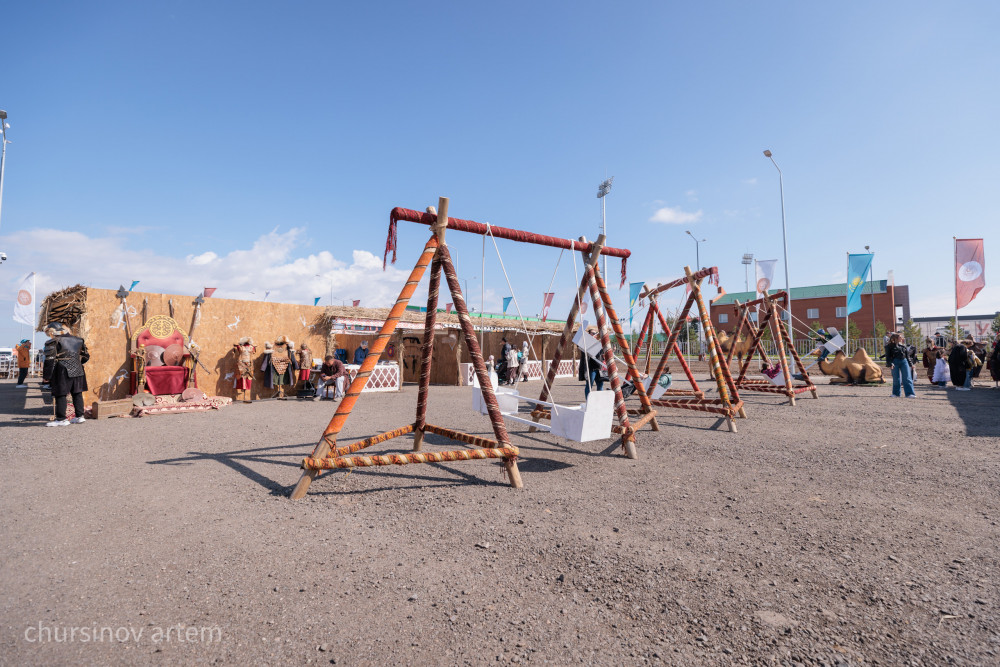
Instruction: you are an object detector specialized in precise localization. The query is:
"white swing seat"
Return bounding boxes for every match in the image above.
[641,374,673,400]
[471,370,614,442]
[549,390,614,442]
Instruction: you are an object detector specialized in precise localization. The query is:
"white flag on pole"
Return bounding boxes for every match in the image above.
[755,260,777,299]
[13,272,36,326]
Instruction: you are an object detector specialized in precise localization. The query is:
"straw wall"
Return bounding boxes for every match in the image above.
[75,288,400,404]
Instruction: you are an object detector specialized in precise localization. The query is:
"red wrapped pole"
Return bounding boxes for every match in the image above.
[387,207,630,286]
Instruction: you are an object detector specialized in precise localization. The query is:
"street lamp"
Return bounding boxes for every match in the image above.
[763,149,792,340]
[685,230,707,353]
[315,274,333,306]
[685,230,706,269]
[597,177,614,284]
[741,253,754,292]
[0,110,9,236]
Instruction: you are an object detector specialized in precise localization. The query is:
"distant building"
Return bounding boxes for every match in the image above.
[709,280,910,338]
[912,313,998,342]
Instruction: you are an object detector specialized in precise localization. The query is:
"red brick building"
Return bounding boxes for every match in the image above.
[709,280,910,340]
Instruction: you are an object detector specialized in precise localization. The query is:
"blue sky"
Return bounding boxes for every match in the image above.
[2,1,998,346]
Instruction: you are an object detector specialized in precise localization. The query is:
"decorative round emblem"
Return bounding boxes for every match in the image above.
[148,316,176,339]
[756,278,770,293]
[958,261,982,282]
[16,289,32,306]
[850,276,863,289]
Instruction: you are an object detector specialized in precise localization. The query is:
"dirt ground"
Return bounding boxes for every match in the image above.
[2,366,999,666]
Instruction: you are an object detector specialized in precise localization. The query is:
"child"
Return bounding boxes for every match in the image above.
[931,350,949,387]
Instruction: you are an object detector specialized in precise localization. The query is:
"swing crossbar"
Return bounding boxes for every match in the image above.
[387,207,631,286]
[639,267,718,298]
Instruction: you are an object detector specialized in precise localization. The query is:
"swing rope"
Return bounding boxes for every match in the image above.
[484,224,556,401]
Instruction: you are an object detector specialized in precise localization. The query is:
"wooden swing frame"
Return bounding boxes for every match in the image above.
[726,291,818,405]
[631,267,747,432]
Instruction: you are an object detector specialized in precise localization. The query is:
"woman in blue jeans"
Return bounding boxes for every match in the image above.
[884,332,916,397]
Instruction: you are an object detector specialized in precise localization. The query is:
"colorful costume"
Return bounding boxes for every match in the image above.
[262,337,298,389]
[233,337,256,391]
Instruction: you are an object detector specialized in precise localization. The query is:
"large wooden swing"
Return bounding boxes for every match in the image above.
[631,267,747,432]
[726,291,818,405]
[290,198,646,499]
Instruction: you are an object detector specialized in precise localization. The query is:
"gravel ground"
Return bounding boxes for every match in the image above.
[1,369,999,666]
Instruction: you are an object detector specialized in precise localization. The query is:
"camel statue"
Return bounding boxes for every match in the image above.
[717,330,754,363]
[817,349,885,384]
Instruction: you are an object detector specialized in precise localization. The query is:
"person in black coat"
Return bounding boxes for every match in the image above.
[44,322,90,426]
[948,341,971,389]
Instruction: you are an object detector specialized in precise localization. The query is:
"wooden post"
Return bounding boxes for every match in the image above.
[289,234,440,499]
[395,330,404,392]
[413,253,443,451]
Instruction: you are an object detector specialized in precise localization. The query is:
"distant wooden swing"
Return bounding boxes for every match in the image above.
[632,267,746,432]
[726,291,818,405]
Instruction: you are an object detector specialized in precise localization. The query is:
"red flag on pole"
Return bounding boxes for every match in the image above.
[541,292,555,322]
[956,238,985,309]
[445,303,453,314]
[352,299,360,307]
[203,288,217,297]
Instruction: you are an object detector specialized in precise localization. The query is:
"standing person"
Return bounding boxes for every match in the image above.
[947,340,969,389]
[43,323,89,426]
[921,337,940,382]
[578,328,606,398]
[506,343,520,385]
[989,332,1000,388]
[884,332,916,398]
[959,340,981,390]
[41,337,56,391]
[353,340,369,365]
[931,350,949,387]
[315,355,348,400]
[14,339,31,387]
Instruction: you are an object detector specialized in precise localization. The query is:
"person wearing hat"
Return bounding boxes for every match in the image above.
[14,339,31,387]
[43,322,90,426]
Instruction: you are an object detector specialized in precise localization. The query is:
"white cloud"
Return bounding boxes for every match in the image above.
[187,251,218,265]
[649,206,703,225]
[742,178,758,186]
[685,190,698,201]
[0,227,413,309]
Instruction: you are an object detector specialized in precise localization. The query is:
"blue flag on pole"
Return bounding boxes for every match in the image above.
[503,296,513,314]
[313,297,321,306]
[129,280,140,292]
[846,253,873,315]
[628,282,643,326]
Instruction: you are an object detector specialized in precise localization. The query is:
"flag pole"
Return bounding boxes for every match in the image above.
[31,272,36,377]
[845,252,850,353]
[953,236,958,343]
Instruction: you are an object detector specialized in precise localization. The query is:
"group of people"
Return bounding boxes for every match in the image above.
[886,331,1000,397]
[496,337,531,386]
[924,335,996,391]
[13,324,92,426]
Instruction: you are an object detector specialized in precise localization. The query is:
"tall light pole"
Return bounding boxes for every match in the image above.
[763,150,792,342]
[741,253,754,292]
[685,230,707,354]
[597,177,614,284]
[0,110,9,234]
[315,274,333,306]
[685,230,706,269]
